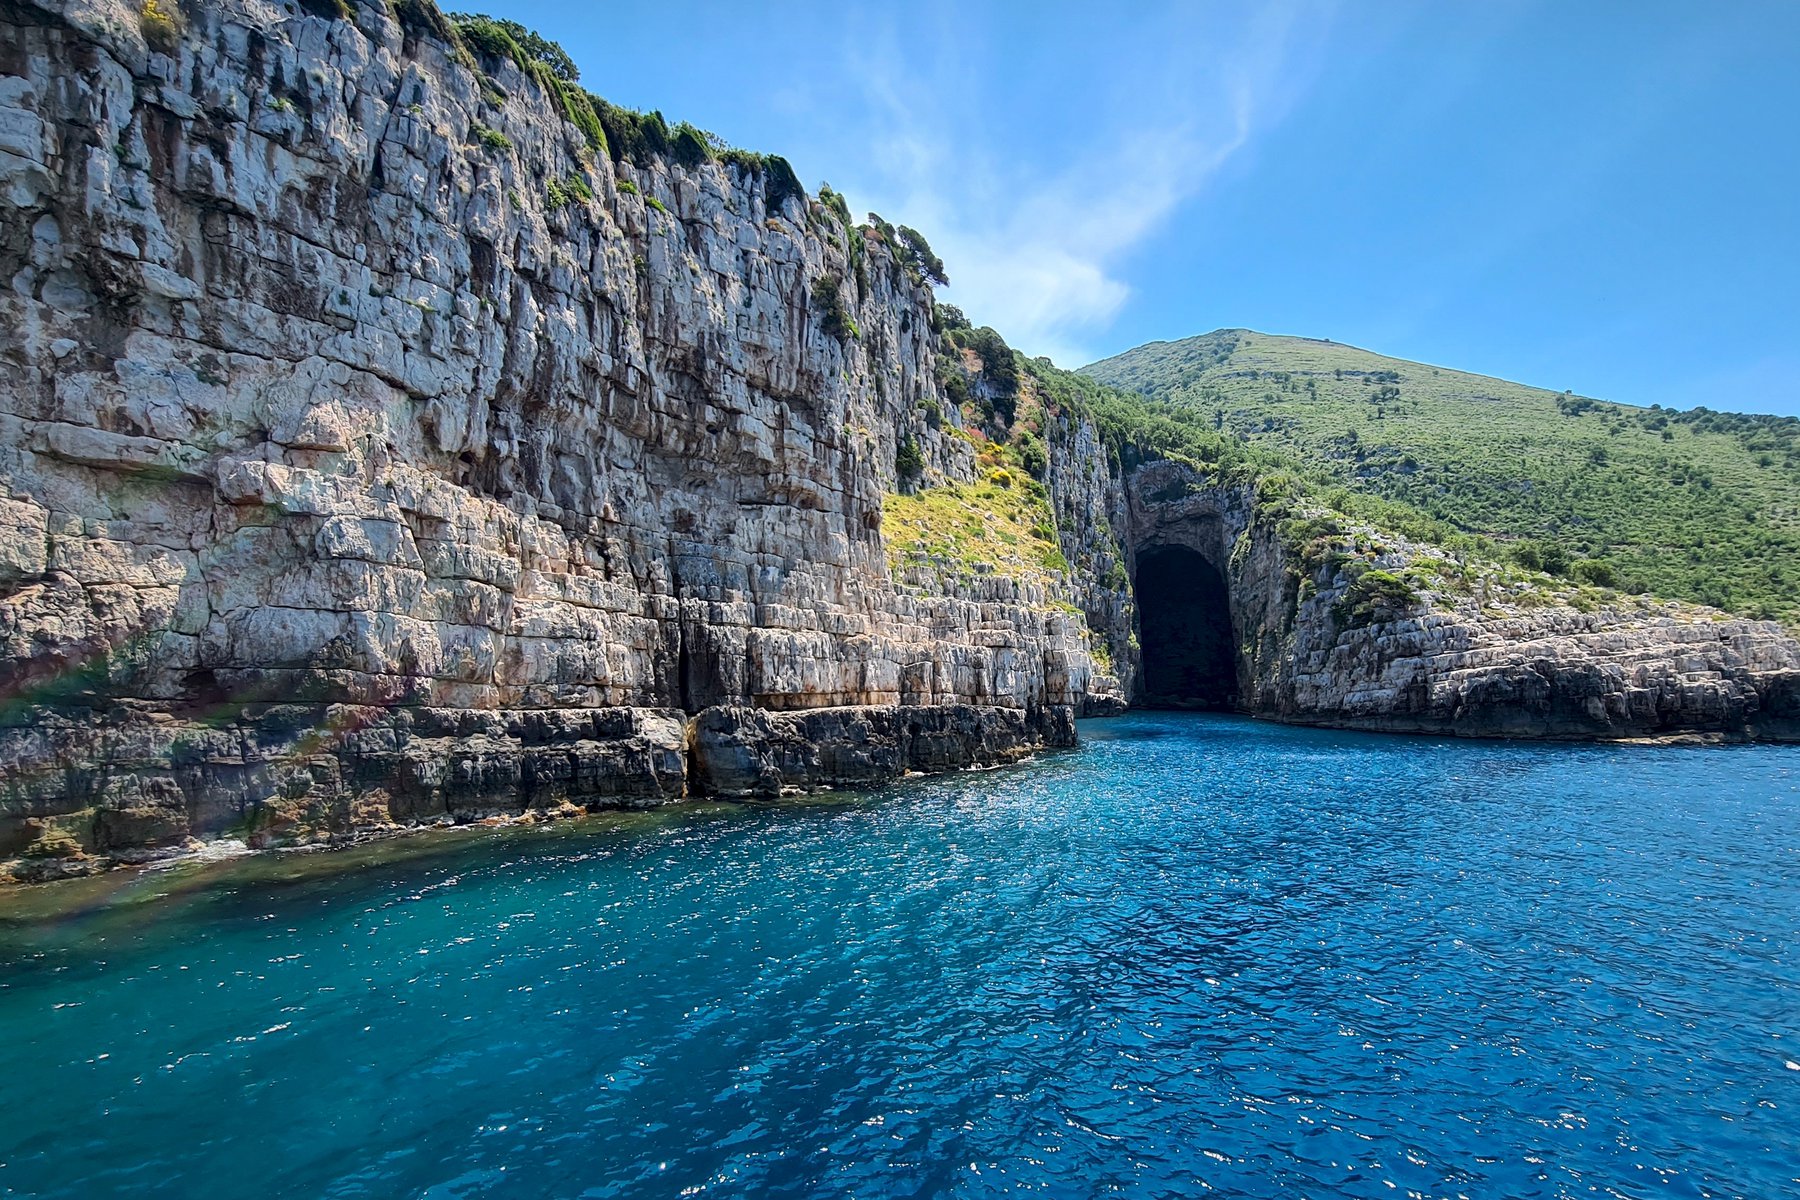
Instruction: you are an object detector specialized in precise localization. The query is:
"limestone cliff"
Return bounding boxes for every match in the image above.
[0,0,1093,877]
[1109,459,1800,741]
[2,0,1796,883]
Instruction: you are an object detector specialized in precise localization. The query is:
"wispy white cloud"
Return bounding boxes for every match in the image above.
[809,3,1334,366]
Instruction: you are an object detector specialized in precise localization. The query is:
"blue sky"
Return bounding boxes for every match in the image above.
[471,1,1800,415]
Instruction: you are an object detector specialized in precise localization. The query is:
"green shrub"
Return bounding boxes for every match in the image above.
[451,14,528,68]
[638,109,670,156]
[473,124,511,151]
[960,326,1019,407]
[429,10,833,239]
[616,179,639,195]
[1570,559,1617,588]
[896,225,948,286]
[391,0,456,42]
[538,72,605,155]
[1334,568,1418,627]
[594,101,641,162]
[761,155,804,215]
[1017,431,1047,479]
[810,274,858,341]
[670,122,713,168]
[451,17,598,150]
[596,100,682,167]
[449,12,577,80]
[718,151,804,216]
[545,173,593,209]
[895,435,924,480]
[934,303,971,334]
[509,23,577,80]
[818,184,853,229]
[936,356,970,408]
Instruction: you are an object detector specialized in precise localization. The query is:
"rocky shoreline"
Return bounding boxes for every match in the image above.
[13,692,1794,886]
[1,699,1075,883]
[3,0,1797,884]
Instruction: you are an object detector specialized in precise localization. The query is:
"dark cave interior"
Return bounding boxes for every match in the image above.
[1133,546,1239,710]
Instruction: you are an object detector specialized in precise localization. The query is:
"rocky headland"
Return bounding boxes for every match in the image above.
[2,0,1796,881]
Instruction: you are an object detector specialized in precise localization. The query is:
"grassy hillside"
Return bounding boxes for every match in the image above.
[882,442,1069,590]
[1082,331,1800,623]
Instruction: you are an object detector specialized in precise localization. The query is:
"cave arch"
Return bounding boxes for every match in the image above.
[1133,545,1239,710]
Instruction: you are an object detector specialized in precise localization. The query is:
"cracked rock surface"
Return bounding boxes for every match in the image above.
[0,0,1088,878]
[2,0,1795,883]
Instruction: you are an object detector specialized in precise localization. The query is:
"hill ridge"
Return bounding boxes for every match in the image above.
[1081,330,1800,622]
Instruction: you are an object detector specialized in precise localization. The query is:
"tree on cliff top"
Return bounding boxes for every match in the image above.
[449,12,580,82]
[897,227,949,287]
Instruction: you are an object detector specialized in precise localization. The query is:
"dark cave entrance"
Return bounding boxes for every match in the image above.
[1133,546,1239,710]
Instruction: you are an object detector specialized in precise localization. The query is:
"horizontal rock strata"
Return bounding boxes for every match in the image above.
[0,0,1095,878]
[689,702,1075,798]
[1,0,1795,883]
[0,700,1074,881]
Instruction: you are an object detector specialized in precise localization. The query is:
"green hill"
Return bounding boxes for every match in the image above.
[1081,331,1800,623]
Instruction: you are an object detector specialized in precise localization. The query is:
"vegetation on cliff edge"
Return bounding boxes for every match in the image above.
[881,450,1068,594]
[1011,348,1708,627]
[1084,331,1800,623]
[391,0,1785,628]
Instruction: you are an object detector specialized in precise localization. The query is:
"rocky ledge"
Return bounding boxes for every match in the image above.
[1,700,1072,882]
[1,0,1796,883]
[0,0,1099,878]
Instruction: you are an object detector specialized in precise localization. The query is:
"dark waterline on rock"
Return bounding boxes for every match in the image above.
[1,714,1796,1198]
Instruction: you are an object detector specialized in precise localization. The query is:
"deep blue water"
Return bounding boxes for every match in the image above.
[2,713,1798,1199]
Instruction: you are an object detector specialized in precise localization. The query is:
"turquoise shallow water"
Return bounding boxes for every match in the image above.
[1,713,1798,1199]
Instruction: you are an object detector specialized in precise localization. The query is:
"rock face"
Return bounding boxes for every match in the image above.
[1114,460,1800,742]
[1044,413,1135,710]
[689,703,1071,798]
[0,0,1086,878]
[1,0,1795,881]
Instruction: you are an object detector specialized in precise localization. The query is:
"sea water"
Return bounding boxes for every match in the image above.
[1,713,1795,1199]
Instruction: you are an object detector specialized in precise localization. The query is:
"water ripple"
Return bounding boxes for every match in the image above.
[0,713,1796,1199]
